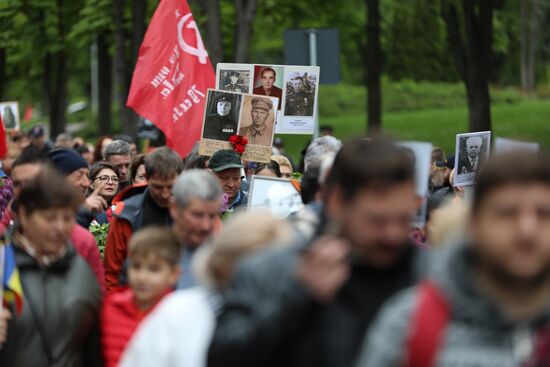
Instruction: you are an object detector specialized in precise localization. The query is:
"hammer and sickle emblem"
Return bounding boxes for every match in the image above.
[177,14,208,64]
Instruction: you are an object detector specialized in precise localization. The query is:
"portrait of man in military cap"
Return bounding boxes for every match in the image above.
[219,69,250,93]
[203,91,241,142]
[284,74,315,116]
[239,96,276,147]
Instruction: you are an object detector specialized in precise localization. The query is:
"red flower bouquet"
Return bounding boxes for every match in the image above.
[229,135,248,155]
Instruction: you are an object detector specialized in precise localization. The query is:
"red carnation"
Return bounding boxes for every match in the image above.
[228,134,248,155]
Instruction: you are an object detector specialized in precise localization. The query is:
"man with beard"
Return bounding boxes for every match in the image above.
[357,150,550,367]
[208,138,423,367]
[239,97,274,146]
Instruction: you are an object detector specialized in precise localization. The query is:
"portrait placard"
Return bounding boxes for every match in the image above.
[216,63,320,135]
[247,175,304,219]
[453,131,491,187]
[198,89,278,163]
[399,141,433,227]
[0,102,20,131]
[216,64,253,94]
[494,137,539,154]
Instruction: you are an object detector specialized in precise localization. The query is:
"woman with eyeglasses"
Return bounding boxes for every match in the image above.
[88,161,120,224]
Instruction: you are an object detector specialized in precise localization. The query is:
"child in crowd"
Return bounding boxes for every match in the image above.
[101,226,182,367]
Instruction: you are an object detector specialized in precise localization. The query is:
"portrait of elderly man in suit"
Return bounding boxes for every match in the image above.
[458,135,485,174]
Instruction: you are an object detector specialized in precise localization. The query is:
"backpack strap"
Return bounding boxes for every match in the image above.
[406,281,450,367]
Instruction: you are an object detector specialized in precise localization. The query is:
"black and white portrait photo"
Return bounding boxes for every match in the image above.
[0,102,19,130]
[283,71,317,117]
[202,90,242,142]
[238,95,278,147]
[218,70,250,93]
[454,131,491,186]
[248,176,303,219]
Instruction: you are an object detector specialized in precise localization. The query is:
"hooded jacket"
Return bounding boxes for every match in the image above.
[0,242,102,367]
[355,243,550,367]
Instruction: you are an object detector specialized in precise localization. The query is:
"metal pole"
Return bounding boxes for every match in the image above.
[308,29,320,139]
[90,39,99,117]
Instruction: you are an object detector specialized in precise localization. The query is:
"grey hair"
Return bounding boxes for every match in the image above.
[104,140,132,160]
[172,169,222,209]
[304,136,342,170]
[55,132,72,144]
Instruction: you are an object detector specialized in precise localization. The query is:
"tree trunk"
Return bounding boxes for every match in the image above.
[97,32,112,136]
[233,0,258,63]
[442,0,496,132]
[43,0,68,139]
[131,0,147,63]
[520,0,538,93]
[366,0,382,135]
[113,0,137,136]
[0,48,5,100]
[204,0,223,66]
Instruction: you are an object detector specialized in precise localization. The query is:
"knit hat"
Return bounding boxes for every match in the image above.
[49,149,89,175]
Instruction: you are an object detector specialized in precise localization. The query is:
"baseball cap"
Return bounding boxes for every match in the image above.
[209,150,244,172]
[28,125,45,138]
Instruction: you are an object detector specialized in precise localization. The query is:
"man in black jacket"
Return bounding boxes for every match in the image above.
[208,137,424,367]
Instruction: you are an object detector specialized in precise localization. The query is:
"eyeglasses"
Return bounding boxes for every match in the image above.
[95,175,119,184]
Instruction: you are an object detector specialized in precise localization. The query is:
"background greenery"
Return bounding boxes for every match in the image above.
[0,0,548,159]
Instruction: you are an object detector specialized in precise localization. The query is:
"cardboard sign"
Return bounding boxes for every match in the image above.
[216,63,320,135]
[198,89,279,163]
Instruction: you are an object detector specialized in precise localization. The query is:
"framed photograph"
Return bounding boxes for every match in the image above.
[198,89,242,157]
[277,65,320,134]
[0,101,20,131]
[252,65,284,108]
[238,95,277,147]
[399,141,433,227]
[247,175,304,219]
[494,137,539,154]
[216,63,320,135]
[218,68,251,94]
[453,131,492,187]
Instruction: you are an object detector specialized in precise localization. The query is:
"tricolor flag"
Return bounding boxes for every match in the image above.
[1,244,23,315]
[127,0,215,158]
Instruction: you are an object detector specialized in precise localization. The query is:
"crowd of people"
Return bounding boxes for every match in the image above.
[1,124,550,367]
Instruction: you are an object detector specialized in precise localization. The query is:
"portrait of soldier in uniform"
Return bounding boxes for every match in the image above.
[203,93,240,142]
[284,75,314,116]
[253,66,283,109]
[239,96,275,147]
[220,70,249,93]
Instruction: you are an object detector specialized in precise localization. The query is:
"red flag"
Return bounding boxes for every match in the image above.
[0,114,7,159]
[127,0,215,157]
[23,105,33,122]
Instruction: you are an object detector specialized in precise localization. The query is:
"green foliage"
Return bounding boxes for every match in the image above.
[89,221,109,258]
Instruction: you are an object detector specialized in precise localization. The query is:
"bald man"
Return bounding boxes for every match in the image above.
[458,136,484,174]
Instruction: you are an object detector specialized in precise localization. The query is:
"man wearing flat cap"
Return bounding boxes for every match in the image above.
[203,94,238,141]
[239,97,274,146]
[223,71,246,92]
